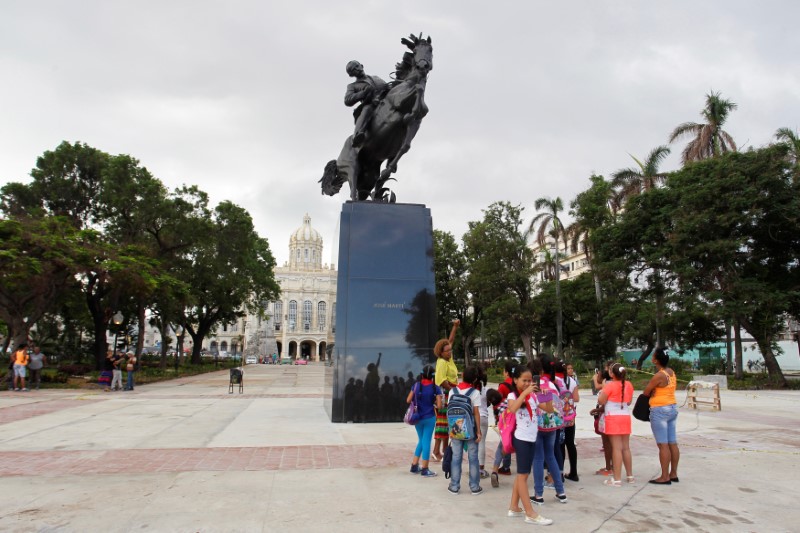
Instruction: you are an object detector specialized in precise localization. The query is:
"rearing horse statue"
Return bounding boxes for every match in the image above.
[319,33,433,202]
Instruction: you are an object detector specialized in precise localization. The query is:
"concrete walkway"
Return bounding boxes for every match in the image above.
[0,364,798,532]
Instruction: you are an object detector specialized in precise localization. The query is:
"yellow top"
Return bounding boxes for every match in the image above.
[435,357,458,387]
[14,349,29,366]
[649,370,676,407]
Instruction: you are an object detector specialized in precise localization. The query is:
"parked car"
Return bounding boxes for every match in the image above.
[245,356,257,365]
[295,358,308,365]
[280,356,292,365]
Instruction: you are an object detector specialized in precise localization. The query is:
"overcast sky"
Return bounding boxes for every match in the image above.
[2,1,798,266]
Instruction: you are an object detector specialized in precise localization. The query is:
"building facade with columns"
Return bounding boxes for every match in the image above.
[264,214,337,360]
[143,215,337,361]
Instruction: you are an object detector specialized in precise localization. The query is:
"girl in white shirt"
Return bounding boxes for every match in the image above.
[506,365,553,526]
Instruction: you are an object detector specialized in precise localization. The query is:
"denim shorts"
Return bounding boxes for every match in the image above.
[650,404,678,444]
[513,435,536,474]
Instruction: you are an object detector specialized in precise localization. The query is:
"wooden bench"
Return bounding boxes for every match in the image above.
[687,381,721,411]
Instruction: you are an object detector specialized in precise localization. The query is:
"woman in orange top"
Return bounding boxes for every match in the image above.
[643,348,680,485]
[597,363,634,486]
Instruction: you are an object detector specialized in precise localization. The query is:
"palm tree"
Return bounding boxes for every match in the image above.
[669,91,738,164]
[775,127,800,182]
[528,196,566,357]
[611,145,671,205]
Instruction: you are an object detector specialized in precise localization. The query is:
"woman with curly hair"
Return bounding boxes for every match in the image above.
[431,319,459,461]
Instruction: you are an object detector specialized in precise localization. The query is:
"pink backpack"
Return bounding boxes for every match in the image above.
[498,400,516,454]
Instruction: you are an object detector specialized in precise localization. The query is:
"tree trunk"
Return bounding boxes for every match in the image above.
[520,334,533,363]
[636,337,655,370]
[725,319,733,375]
[158,320,170,370]
[739,317,787,387]
[554,241,563,358]
[734,318,744,379]
[136,304,146,357]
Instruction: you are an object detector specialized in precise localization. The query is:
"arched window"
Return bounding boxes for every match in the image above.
[304,249,309,262]
[210,341,218,352]
[303,300,312,332]
[273,301,283,331]
[318,301,327,332]
[289,300,297,331]
[331,302,336,333]
[220,341,228,353]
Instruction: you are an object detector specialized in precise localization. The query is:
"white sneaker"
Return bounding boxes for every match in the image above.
[507,510,525,517]
[525,514,553,525]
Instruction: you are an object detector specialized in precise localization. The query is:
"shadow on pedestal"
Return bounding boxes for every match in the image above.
[325,202,437,422]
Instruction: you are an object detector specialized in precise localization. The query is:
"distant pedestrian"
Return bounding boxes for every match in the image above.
[125,351,137,391]
[28,345,46,390]
[644,348,680,485]
[12,343,29,391]
[272,353,278,365]
[490,361,516,485]
[407,365,442,477]
[110,351,124,391]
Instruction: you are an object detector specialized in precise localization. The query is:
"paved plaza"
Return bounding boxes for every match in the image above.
[1,364,798,532]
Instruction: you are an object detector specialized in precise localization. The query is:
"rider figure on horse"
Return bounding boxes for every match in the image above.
[344,60,389,147]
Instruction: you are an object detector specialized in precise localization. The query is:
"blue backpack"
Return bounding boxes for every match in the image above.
[447,387,476,440]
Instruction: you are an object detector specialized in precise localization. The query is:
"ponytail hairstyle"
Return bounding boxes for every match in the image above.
[486,388,502,407]
[504,361,516,377]
[611,363,627,406]
[421,365,435,381]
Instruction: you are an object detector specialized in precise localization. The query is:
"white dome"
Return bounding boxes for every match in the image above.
[290,214,322,244]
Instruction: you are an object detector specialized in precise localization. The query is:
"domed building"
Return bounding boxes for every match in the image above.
[198,214,336,361]
[266,214,337,360]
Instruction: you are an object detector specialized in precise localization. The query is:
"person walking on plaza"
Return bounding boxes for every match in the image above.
[28,345,46,391]
[446,365,483,495]
[506,364,553,525]
[431,319,459,462]
[644,348,680,485]
[12,343,30,391]
[407,365,442,477]
[124,351,137,391]
[110,350,124,391]
[597,363,634,486]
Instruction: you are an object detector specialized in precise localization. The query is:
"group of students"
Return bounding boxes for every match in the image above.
[405,322,682,527]
[405,320,580,526]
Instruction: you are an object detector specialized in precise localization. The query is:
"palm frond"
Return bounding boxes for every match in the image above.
[669,122,701,143]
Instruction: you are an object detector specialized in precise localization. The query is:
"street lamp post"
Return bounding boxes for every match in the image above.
[112,311,124,355]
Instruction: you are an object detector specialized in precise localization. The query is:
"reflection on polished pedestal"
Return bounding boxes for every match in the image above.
[325,202,437,423]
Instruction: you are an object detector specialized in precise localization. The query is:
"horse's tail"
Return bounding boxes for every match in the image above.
[319,160,345,196]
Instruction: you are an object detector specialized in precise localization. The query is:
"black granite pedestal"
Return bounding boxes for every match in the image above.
[325,202,437,423]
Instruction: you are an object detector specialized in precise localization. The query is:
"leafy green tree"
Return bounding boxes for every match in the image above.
[567,175,618,359]
[0,217,79,347]
[527,197,566,356]
[463,202,537,362]
[775,127,800,182]
[182,201,280,364]
[432,230,468,340]
[669,90,738,164]
[667,145,799,385]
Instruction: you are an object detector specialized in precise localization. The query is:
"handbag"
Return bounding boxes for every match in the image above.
[404,383,421,425]
[633,393,651,421]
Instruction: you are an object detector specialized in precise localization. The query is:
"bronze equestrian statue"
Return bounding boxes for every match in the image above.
[319,33,433,203]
